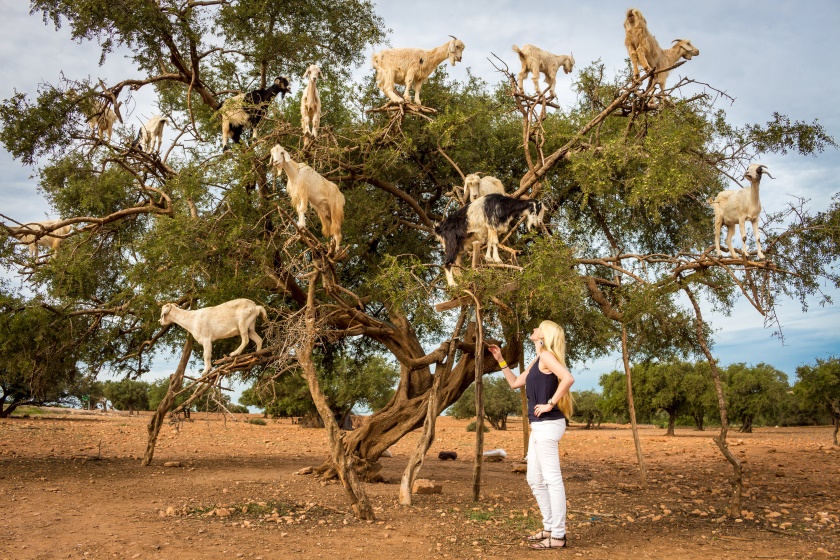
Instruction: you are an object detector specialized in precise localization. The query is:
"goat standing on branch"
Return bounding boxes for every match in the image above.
[435,194,544,286]
[159,299,267,376]
[709,163,773,260]
[134,115,167,154]
[300,65,323,139]
[10,220,73,258]
[511,44,575,98]
[270,145,345,251]
[220,76,291,150]
[465,173,506,202]
[623,8,699,93]
[372,36,465,105]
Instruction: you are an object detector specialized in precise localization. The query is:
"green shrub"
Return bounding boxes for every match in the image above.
[466,420,490,432]
[248,418,267,426]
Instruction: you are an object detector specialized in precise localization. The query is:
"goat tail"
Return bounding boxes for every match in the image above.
[258,305,268,322]
[511,44,523,58]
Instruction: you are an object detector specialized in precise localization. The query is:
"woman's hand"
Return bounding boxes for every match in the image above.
[488,344,504,364]
[534,403,553,417]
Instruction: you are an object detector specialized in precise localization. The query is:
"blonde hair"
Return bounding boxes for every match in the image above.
[539,320,575,419]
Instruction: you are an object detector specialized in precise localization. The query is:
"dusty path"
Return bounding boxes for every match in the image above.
[0,411,837,559]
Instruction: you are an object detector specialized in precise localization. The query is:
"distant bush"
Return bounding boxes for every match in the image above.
[248,418,267,426]
[466,421,490,432]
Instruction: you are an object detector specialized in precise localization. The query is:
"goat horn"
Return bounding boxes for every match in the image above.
[449,35,457,40]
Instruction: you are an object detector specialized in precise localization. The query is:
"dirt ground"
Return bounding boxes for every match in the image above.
[0,410,837,560]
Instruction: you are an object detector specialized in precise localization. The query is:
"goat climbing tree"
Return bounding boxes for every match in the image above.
[1,0,839,520]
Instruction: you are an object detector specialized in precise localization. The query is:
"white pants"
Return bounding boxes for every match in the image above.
[526,418,567,538]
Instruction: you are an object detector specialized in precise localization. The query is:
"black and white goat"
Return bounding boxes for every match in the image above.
[434,194,544,286]
[221,76,291,150]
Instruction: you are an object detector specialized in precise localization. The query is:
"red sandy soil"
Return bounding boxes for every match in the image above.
[0,409,837,559]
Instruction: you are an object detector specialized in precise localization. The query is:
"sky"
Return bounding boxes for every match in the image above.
[0,1,838,399]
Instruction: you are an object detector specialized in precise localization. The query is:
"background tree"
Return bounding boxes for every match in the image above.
[449,375,521,430]
[633,362,690,436]
[726,363,789,433]
[682,361,716,431]
[572,389,603,429]
[795,357,840,445]
[0,284,79,417]
[103,379,150,414]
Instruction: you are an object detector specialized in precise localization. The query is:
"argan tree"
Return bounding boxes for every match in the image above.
[1,1,838,519]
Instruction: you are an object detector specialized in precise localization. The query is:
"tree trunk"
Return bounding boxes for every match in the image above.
[684,285,742,517]
[142,338,193,466]
[666,410,676,436]
[693,413,704,431]
[739,417,753,434]
[300,271,374,521]
[472,301,486,502]
[341,320,522,481]
[833,416,839,446]
[621,325,648,488]
[399,308,466,506]
[520,346,529,457]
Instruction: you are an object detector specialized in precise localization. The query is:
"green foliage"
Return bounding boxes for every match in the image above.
[450,375,521,430]
[240,352,398,419]
[571,390,603,429]
[248,418,267,426]
[466,420,490,433]
[0,285,79,417]
[103,378,150,412]
[725,363,790,433]
[795,357,840,423]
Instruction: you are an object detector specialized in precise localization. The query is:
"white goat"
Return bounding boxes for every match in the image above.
[85,99,121,143]
[11,220,73,258]
[270,145,345,250]
[137,115,167,154]
[372,36,465,105]
[159,299,268,375]
[511,44,575,97]
[624,8,699,92]
[300,65,322,138]
[464,173,506,202]
[708,164,773,260]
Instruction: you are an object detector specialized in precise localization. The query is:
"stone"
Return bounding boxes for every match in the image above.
[412,479,442,495]
[216,508,231,517]
[511,462,527,474]
[164,461,182,468]
[295,467,314,475]
[438,451,457,461]
[483,455,503,462]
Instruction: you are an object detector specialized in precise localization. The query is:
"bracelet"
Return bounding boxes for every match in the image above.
[498,361,508,369]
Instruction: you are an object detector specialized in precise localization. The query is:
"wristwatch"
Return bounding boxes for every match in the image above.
[547,398,554,407]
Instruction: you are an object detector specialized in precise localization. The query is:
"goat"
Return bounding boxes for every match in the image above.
[624,8,699,92]
[221,76,291,150]
[435,194,544,286]
[511,44,575,97]
[708,164,773,260]
[300,65,322,138]
[159,299,268,376]
[270,145,345,251]
[10,220,73,258]
[133,115,167,154]
[465,173,506,202]
[372,36,465,105]
[85,98,121,143]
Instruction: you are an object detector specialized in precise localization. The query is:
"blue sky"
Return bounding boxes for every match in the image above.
[1,1,838,397]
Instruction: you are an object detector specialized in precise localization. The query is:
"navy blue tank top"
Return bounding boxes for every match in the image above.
[527,357,565,423]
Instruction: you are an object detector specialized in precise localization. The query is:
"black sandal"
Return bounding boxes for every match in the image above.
[531,536,567,550]
[527,530,552,542]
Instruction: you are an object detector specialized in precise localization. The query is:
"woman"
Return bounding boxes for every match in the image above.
[489,320,574,550]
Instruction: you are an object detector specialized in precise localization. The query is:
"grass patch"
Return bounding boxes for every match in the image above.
[248,418,267,426]
[11,406,48,416]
